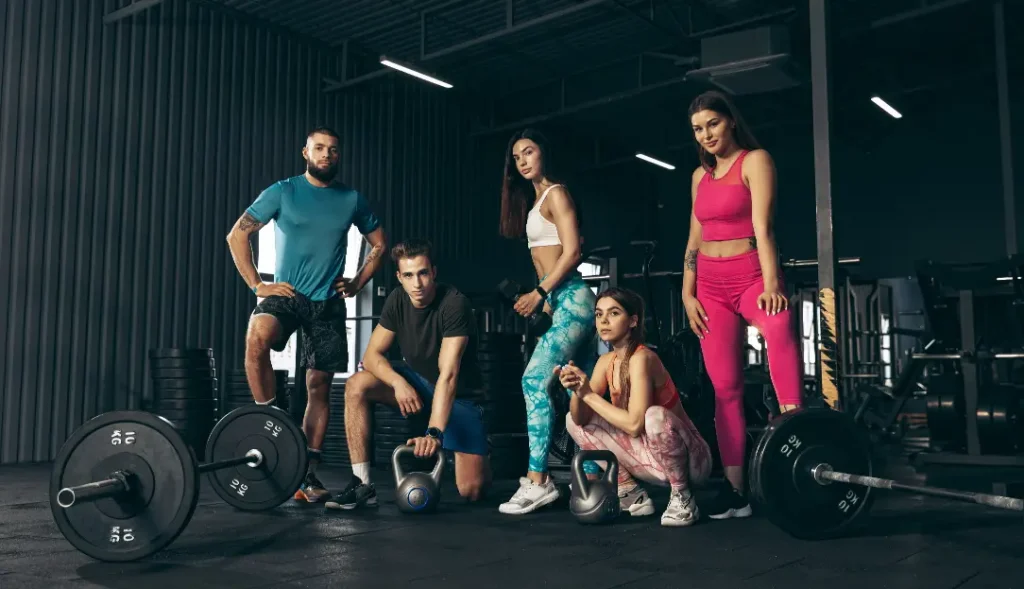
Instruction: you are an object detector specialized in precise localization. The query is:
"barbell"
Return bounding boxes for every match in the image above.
[49,404,308,562]
[749,408,1024,540]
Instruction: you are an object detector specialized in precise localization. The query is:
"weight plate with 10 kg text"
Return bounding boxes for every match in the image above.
[205,405,308,511]
[748,408,875,540]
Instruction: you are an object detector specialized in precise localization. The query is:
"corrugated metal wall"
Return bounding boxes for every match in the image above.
[0,0,473,464]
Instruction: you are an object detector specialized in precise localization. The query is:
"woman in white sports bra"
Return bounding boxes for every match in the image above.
[496,128,599,516]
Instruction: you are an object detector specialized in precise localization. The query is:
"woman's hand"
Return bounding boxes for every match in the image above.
[683,294,709,339]
[756,284,789,316]
[555,362,590,397]
[514,290,544,317]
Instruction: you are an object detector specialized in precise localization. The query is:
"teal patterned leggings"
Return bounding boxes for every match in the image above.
[523,274,599,474]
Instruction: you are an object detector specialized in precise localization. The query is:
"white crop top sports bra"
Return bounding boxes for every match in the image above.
[526,184,562,248]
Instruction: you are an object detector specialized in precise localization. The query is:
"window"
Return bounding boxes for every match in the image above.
[256,221,366,379]
[578,261,602,297]
[802,300,817,377]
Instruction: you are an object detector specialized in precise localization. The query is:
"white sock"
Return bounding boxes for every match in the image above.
[255,396,275,406]
[352,462,371,485]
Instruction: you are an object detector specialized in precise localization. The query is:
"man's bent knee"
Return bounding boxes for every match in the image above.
[306,370,332,397]
[246,316,280,356]
[344,370,391,405]
[457,481,486,502]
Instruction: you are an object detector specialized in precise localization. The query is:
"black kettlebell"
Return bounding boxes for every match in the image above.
[496,279,552,337]
[569,449,621,524]
[393,445,445,514]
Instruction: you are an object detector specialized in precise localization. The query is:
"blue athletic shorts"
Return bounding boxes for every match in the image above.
[390,361,489,456]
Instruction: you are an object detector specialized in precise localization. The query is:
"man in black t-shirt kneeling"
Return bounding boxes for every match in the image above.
[327,239,490,509]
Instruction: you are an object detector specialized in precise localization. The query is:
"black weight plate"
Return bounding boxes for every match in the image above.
[150,357,216,370]
[154,378,218,390]
[49,411,199,562]
[205,405,308,511]
[149,348,213,359]
[155,399,217,412]
[152,368,217,379]
[749,408,874,540]
[160,417,216,432]
[155,408,216,422]
[155,390,216,404]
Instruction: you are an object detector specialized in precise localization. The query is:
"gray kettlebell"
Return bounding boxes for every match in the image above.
[569,449,621,524]
[393,445,445,514]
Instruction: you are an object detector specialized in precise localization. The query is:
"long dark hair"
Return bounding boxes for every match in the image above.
[499,128,563,239]
[687,90,761,172]
[598,287,646,409]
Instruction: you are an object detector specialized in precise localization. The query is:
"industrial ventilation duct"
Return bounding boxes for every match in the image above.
[685,25,802,95]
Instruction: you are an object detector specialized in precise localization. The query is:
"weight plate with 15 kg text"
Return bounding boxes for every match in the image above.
[49,411,200,562]
[205,405,308,511]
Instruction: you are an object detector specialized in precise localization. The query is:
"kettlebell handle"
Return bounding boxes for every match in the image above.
[392,444,446,484]
[572,449,618,492]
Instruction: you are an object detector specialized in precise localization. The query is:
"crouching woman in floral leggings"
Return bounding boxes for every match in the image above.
[557,288,712,527]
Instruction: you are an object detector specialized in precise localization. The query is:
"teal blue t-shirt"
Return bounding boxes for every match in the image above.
[246,175,381,301]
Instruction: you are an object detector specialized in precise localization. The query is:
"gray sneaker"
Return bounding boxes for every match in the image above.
[498,477,560,515]
[618,484,656,516]
[661,489,699,527]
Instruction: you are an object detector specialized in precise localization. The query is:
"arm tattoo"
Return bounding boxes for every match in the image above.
[749,236,757,249]
[238,213,265,233]
[363,243,384,265]
[684,249,698,272]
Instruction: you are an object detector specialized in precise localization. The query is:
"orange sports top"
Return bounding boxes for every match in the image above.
[605,346,681,410]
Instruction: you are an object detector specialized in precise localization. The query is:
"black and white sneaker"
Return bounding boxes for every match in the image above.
[325,476,378,510]
[703,481,752,520]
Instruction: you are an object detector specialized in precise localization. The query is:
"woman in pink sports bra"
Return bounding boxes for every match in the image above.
[557,288,712,527]
[682,90,804,521]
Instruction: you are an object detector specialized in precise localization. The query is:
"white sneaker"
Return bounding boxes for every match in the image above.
[618,484,656,517]
[498,477,561,515]
[661,489,699,527]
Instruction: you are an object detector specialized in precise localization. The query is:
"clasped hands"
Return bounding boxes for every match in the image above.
[554,361,592,398]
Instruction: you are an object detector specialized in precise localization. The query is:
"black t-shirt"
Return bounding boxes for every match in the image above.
[378,283,481,391]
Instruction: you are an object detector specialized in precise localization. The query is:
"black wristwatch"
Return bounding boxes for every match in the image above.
[425,427,444,444]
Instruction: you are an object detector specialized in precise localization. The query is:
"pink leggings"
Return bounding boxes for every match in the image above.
[565,406,712,491]
[696,250,803,467]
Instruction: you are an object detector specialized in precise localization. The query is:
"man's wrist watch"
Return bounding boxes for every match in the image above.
[425,427,444,444]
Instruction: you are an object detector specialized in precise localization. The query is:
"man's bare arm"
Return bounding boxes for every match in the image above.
[352,227,387,291]
[226,213,266,290]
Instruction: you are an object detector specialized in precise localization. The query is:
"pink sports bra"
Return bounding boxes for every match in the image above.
[693,150,755,242]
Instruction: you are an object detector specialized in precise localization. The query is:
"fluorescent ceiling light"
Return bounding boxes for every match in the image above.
[871,96,902,119]
[635,153,675,170]
[380,57,452,89]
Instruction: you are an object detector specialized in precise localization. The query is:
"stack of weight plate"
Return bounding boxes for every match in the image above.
[221,368,289,416]
[322,382,351,467]
[476,333,530,479]
[373,403,435,472]
[148,348,218,459]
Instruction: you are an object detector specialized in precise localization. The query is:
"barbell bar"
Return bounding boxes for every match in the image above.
[50,404,308,562]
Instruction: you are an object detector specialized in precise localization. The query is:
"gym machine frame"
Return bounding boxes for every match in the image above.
[912,257,1024,472]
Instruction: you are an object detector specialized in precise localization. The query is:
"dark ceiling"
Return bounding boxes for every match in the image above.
[193,0,1022,166]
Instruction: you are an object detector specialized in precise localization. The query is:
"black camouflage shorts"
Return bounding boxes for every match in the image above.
[252,295,349,373]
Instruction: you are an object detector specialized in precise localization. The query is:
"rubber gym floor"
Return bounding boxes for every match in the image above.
[1,458,1021,589]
